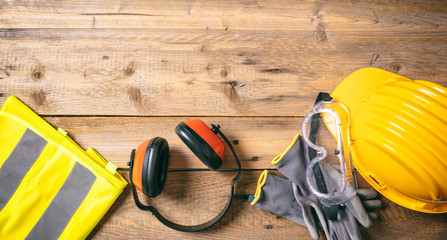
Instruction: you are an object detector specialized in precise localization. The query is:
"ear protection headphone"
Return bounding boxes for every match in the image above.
[128,119,242,232]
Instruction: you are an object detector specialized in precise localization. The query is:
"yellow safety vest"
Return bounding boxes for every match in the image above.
[0,96,127,239]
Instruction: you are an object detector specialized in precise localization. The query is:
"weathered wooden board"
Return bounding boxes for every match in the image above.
[1,0,447,116]
[1,0,446,31]
[1,0,447,239]
[40,116,346,169]
[1,29,446,116]
[86,171,447,239]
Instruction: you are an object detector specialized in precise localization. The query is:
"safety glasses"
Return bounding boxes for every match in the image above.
[301,99,357,206]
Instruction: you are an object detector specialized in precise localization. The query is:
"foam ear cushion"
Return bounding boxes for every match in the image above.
[133,137,169,197]
[175,119,225,170]
[132,139,151,193]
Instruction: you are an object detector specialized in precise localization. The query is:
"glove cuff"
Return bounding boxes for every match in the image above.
[249,170,268,205]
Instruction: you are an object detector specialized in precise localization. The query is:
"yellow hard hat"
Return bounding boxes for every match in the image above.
[329,67,447,213]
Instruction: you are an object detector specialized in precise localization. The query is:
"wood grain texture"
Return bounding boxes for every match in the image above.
[86,171,447,240]
[88,171,315,239]
[41,116,348,169]
[1,29,446,116]
[1,1,447,116]
[1,0,446,31]
[1,0,447,239]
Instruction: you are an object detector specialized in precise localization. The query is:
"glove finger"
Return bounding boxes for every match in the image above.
[362,199,382,211]
[310,202,332,240]
[357,188,379,200]
[340,210,362,240]
[302,206,320,240]
[346,196,371,228]
[328,220,348,240]
[293,183,332,240]
[293,184,320,240]
[368,212,379,221]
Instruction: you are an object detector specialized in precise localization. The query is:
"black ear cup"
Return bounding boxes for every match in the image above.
[175,122,223,170]
[142,137,170,197]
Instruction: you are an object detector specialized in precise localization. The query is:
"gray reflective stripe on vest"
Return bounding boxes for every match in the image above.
[0,129,47,211]
[26,162,96,240]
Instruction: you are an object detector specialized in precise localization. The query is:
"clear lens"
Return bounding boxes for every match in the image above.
[301,100,357,206]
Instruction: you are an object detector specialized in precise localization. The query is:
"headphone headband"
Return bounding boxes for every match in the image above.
[128,124,242,232]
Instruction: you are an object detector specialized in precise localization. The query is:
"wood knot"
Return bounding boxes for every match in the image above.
[220,69,229,78]
[206,63,213,74]
[223,84,238,101]
[260,68,289,74]
[31,90,46,106]
[243,59,257,65]
[128,87,141,102]
[221,80,241,102]
[315,23,327,42]
[232,140,239,145]
[264,224,274,229]
[102,56,110,60]
[0,68,10,79]
[31,69,44,81]
[370,53,379,66]
[124,67,135,76]
[221,80,239,87]
[390,63,403,73]
[185,78,195,85]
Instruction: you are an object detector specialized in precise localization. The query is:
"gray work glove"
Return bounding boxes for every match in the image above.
[248,170,305,226]
[273,134,381,240]
[273,135,331,239]
[310,163,382,240]
[247,168,380,240]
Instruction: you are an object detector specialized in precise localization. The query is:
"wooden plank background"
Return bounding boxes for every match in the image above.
[1,0,446,239]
